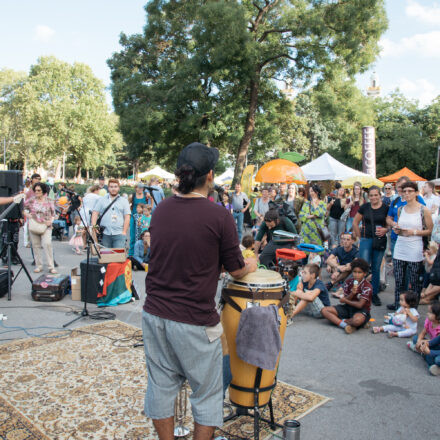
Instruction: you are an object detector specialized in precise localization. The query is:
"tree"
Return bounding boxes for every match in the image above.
[1,57,122,176]
[109,0,387,183]
[374,92,435,178]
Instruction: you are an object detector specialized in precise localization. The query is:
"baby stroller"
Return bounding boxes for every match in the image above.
[52,222,64,241]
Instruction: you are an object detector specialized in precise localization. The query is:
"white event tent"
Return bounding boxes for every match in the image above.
[214,168,234,184]
[138,166,175,180]
[301,153,370,181]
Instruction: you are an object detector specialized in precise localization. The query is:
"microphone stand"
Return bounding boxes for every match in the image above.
[63,195,102,327]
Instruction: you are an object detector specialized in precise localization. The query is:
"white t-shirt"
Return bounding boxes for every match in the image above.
[79,193,101,226]
[423,194,440,214]
[395,306,419,334]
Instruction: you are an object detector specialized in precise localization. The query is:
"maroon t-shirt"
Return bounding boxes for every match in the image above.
[144,195,245,326]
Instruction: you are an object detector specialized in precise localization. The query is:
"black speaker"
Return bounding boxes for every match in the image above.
[0,170,23,219]
[80,257,106,304]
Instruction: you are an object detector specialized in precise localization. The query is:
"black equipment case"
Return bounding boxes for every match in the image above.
[0,268,13,298]
[31,274,70,301]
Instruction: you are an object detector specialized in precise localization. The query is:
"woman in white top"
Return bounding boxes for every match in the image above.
[391,181,433,310]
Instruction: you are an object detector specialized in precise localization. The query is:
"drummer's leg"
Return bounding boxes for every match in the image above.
[259,240,277,267]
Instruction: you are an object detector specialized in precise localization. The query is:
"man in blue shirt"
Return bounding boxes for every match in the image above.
[91,179,131,248]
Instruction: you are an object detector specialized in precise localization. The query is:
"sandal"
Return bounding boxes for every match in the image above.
[49,269,58,274]
[372,327,381,334]
[33,268,42,273]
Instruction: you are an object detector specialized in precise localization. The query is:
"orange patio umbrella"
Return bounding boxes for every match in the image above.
[379,167,427,183]
[255,159,306,184]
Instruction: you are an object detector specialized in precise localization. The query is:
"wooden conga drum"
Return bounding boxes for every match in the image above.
[221,269,288,408]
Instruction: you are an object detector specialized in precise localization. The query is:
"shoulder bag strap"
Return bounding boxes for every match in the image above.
[368,204,376,238]
[97,195,120,225]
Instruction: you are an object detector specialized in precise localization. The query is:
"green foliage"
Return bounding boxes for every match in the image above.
[374,92,436,179]
[0,57,123,174]
[108,0,388,183]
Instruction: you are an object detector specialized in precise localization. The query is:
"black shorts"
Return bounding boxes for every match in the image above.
[334,304,370,325]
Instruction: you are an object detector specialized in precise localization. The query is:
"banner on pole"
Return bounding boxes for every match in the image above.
[362,126,376,177]
[241,165,254,195]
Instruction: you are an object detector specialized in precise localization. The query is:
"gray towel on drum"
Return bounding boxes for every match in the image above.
[235,304,281,371]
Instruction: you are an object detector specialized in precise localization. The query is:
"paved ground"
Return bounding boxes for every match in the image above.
[1,234,439,439]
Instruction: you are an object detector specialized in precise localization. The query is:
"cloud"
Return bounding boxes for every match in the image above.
[380,31,440,58]
[34,25,55,43]
[406,0,440,26]
[396,77,440,106]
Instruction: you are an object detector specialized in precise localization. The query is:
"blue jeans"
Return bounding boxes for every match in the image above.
[359,238,385,297]
[102,234,127,249]
[232,211,244,241]
[329,217,345,247]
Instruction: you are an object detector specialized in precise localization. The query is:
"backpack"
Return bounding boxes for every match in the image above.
[268,200,297,226]
[397,205,429,250]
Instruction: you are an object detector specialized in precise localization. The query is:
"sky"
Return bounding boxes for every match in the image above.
[1,0,440,107]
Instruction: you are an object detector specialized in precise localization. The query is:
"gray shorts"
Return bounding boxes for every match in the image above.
[142,311,223,426]
[304,297,325,318]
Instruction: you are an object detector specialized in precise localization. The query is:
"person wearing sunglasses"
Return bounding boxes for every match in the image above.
[389,181,433,311]
[382,185,395,207]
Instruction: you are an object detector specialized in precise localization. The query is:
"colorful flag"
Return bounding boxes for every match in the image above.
[97,259,132,307]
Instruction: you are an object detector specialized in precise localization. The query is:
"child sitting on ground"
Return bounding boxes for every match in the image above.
[290,264,330,320]
[286,264,301,325]
[408,301,440,354]
[241,234,255,259]
[422,241,438,296]
[321,258,372,334]
[373,291,419,338]
[409,302,440,376]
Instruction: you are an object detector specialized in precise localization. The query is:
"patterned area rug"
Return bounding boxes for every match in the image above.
[0,320,329,440]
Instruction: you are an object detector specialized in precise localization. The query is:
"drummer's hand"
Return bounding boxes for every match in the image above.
[244,257,258,273]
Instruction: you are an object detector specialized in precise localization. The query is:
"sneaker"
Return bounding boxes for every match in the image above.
[344,325,356,334]
[429,365,440,376]
[372,296,382,306]
[386,303,397,311]
[407,341,417,352]
[286,318,294,327]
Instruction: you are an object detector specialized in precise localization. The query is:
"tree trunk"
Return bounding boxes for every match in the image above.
[75,165,82,182]
[133,159,140,181]
[86,169,90,181]
[233,72,260,185]
[54,159,62,180]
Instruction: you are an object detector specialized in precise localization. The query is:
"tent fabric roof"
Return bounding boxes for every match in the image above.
[301,153,369,181]
[138,166,175,180]
[379,167,426,183]
[214,168,234,184]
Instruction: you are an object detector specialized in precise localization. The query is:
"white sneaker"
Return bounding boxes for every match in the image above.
[429,365,440,376]
[407,341,417,352]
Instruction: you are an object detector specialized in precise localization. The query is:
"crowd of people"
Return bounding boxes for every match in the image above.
[2,148,439,438]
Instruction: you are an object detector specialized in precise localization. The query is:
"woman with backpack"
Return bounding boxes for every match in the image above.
[389,181,432,310]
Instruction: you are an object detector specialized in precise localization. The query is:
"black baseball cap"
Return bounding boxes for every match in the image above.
[177,142,219,177]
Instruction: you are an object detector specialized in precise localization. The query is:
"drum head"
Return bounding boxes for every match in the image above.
[229,268,285,289]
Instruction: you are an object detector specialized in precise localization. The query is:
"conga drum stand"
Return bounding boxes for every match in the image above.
[224,370,284,440]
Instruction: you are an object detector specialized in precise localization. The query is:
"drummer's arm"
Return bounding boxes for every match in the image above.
[254,222,267,254]
[229,258,258,279]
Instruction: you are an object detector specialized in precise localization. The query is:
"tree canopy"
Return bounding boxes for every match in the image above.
[109,0,387,182]
[0,57,122,177]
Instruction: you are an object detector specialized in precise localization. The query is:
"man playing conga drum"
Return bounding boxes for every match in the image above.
[142,142,257,440]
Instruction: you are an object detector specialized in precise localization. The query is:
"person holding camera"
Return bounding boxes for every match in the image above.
[91,179,131,249]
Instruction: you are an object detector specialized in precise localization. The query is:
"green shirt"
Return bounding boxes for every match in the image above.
[256,216,297,242]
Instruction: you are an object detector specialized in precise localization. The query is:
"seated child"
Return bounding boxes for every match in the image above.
[321,258,372,334]
[241,234,255,259]
[373,291,419,338]
[420,333,440,376]
[141,205,152,231]
[290,264,330,320]
[308,251,321,267]
[421,241,438,296]
[286,264,301,324]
